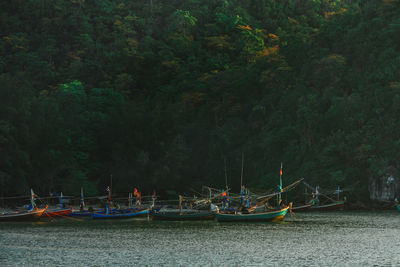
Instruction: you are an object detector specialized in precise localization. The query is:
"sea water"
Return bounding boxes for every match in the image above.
[0,211,399,266]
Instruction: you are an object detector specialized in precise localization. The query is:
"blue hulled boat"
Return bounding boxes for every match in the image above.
[92,208,150,219]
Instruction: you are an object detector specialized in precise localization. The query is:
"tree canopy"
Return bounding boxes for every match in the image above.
[1,0,399,203]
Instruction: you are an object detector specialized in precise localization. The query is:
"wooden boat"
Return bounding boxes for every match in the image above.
[216,206,289,222]
[0,208,47,222]
[69,208,111,217]
[69,210,95,217]
[151,210,215,221]
[310,201,345,211]
[92,208,150,219]
[291,204,312,212]
[43,208,72,217]
[293,201,345,212]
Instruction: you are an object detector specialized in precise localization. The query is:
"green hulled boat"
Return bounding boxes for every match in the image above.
[151,211,215,221]
[397,204,400,212]
[216,206,289,222]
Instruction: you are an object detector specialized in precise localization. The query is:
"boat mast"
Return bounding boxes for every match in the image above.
[80,187,85,211]
[179,195,183,215]
[278,163,283,209]
[240,152,244,188]
[30,189,36,210]
[107,186,111,214]
[224,157,228,191]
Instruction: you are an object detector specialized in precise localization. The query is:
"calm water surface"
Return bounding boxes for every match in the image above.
[0,211,399,266]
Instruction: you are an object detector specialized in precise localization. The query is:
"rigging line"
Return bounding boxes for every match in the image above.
[302,181,336,202]
[0,195,30,200]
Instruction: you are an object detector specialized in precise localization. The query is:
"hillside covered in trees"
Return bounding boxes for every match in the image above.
[1,0,400,202]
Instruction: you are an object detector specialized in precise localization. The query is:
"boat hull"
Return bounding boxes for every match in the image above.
[216,207,289,222]
[69,208,106,217]
[293,201,345,212]
[151,211,215,221]
[92,209,149,219]
[291,204,312,212]
[310,201,345,211]
[0,208,46,222]
[396,205,400,212]
[43,208,72,217]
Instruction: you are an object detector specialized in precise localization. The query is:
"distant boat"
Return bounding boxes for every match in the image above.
[291,204,312,212]
[293,183,346,211]
[43,208,72,218]
[0,208,47,222]
[92,208,150,219]
[0,189,47,222]
[310,201,345,211]
[216,206,289,222]
[69,208,112,217]
[292,201,345,212]
[151,210,215,221]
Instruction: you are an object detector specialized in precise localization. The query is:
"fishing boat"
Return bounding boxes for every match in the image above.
[43,207,72,217]
[0,207,47,222]
[216,206,289,222]
[0,189,47,222]
[293,183,346,211]
[310,201,345,211]
[92,208,150,219]
[152,193,216,221]
[69,208,102,217]
[42,191,73,217]
[151,210,215,221]
[215,163,300,222]
[291,203,312,212]
[292,201,345,212]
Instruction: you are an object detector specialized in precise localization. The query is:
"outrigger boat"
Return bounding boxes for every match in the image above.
[216,205,290,222]
[292,183,346,211]
[0,189,47,222]
[91,185,151,219]
[216,164,301,223]
[310,201,345,211]
[92,208,150,219]
[43,208,72,217]
[0,207,47,222]
[43,192,73,217]
[151,195,216,221]
[69,188,108,216]
[151,210,215,221]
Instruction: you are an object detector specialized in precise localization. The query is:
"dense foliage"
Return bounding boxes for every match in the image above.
[1,0,399,202]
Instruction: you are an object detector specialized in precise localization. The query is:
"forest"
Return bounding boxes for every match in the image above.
[1,0,399,202]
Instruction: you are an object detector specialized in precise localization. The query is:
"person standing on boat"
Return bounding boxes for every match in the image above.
[133,188,142,208]
[222,190,230,209]
[240,185,246,206]
[310,192,320,206]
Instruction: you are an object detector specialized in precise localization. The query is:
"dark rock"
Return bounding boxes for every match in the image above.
[368,166,400,202]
